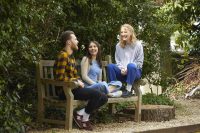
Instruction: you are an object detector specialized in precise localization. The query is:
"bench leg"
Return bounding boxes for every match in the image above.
[134,98,142,122]
[37,84,45,123]
[108,103,116,114]
[37,100,45,123]
[133,81,142,122]
[64,88,74,130]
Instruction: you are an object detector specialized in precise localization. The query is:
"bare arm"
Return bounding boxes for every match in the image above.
[81,56,96,85]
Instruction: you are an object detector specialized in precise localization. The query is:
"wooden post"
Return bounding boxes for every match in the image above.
[108,103,116,114]
[133,80,142,122]
[36,62,45,123]
[64,87,74,130]
[105,55,112,64]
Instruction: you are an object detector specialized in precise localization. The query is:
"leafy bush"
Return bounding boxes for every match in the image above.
[91,105,116,124]
[142,93,174,106]
[0,80,30,133]
[115,101,133,112]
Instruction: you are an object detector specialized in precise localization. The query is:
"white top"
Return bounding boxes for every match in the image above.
[115,40,144,69]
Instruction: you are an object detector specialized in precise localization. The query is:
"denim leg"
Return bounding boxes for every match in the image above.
[107,64,126,82]
[72,88,108,114]
[126,63,142,85]
[86,82,107,94]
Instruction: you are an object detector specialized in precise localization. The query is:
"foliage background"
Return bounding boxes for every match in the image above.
[0,0,199,132]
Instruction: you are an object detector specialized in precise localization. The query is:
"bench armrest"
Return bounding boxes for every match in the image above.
[133,79,146,96]
[41,78,78,89]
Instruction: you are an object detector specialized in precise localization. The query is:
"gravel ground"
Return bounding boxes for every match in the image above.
[29,99,200,133]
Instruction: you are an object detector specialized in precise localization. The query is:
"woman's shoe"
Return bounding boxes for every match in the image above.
[121,90,133,98]
[107,90,122,98]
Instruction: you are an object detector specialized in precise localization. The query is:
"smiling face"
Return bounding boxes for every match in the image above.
[88,42,98,57]
[87,41,102,67]
[120,26,132,43]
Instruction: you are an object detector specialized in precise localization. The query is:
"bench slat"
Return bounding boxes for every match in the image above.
[108,96,138,103]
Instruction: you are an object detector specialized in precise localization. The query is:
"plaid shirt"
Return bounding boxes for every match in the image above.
[54,50,80,81]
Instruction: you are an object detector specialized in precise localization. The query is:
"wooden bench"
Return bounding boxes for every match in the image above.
[36,57,144,130]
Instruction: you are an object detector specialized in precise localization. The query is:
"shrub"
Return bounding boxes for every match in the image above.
[0,80,30,133]
[142,93,174,106]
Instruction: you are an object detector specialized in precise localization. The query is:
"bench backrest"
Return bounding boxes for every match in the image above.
[36,60,108,98]
[36,60,57,97]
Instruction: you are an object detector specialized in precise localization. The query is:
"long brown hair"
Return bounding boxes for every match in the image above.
[119,24,137,48]
[86,41,102,68]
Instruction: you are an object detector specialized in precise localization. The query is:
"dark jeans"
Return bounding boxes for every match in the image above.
[57,87,108,114]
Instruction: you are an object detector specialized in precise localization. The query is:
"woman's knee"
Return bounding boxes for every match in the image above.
[107,63,115,69]
[97,82,106,86]
[99,85,108,94]
[127,63,137,70]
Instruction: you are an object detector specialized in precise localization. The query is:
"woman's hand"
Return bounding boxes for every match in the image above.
[121,68,127,75]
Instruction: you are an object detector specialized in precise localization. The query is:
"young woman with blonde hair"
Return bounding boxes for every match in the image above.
[107,24,144,97]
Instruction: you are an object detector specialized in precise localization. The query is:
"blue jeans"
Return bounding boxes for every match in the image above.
[86,82,108,94]
[107,63,142,85]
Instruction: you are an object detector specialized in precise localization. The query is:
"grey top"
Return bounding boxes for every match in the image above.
[115,40,144,69]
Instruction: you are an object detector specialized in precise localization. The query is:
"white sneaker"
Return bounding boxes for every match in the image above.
[126,84,132,92]
[132,90,135,94]
[107,90,122,97]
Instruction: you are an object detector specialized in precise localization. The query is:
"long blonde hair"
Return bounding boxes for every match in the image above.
[119,24,137,48]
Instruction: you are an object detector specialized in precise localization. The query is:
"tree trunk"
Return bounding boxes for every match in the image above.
[120,105,175,122]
